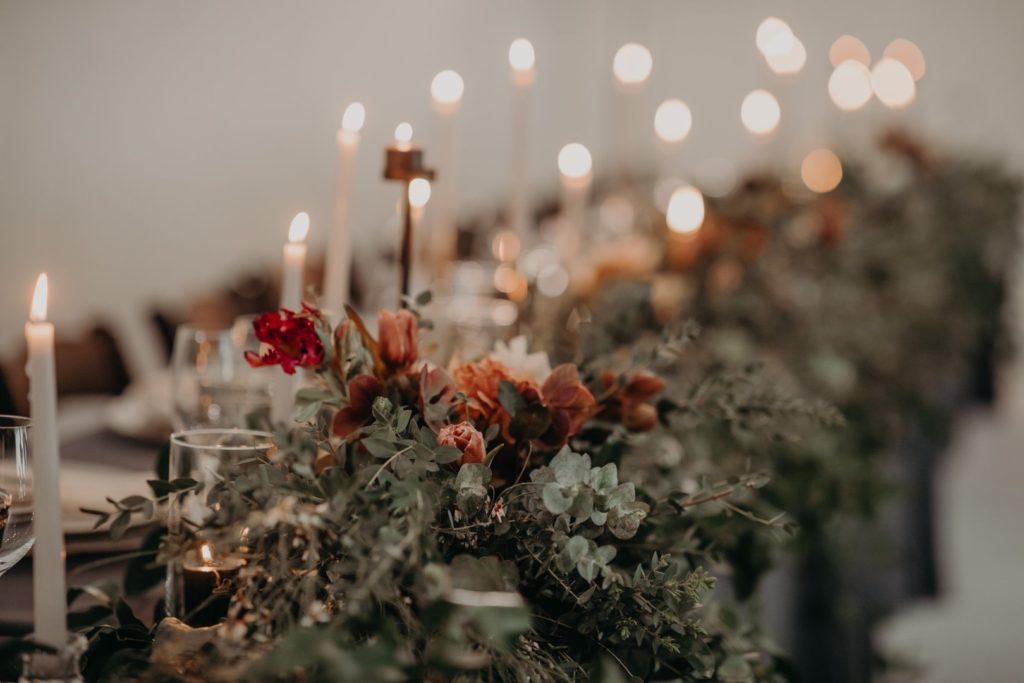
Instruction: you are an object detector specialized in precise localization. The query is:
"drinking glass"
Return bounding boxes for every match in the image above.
[165,428,274,625]
[0,416,34,577]
[171,324,271,431]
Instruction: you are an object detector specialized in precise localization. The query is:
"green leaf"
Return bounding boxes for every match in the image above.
[109,511,131,540]
[550,449,590,487]
[455,464,491,489]
[434,445,463,465]
[606,482,636,508]
[497,380,524,417]
[362,438,397,459]
[542,482,573,514]
[594,545,617,566]
[577,557,599,582]
[146,479,175,497]
[565,535,588,563]
[294,400,323,423]
[589,464,618,495]
[607,501,649,540]
[718,654,754,682]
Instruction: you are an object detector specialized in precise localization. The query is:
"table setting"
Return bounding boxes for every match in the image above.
[1,6,1020,683]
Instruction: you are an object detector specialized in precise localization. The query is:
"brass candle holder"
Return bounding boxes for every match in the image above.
[384,128,434,306]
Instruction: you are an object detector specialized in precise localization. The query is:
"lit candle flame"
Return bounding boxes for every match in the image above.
[883,38,926,82]
[431,70,464,105]
[557,142,592,179]
[288,211,310,243]
[30,273,48,323]
[740,89,781,135]
[509,38,535,72]
[828,60,874,111]
[756,17,794,58]
[394,122,413,148]
[765,36,807,75]
[612,43,653,85]
[200,543,214,565]
[408,178,431,209]
[666,185,705,234]
[341,102,365,133]
[654,98,693,144]
[870,58,916,109]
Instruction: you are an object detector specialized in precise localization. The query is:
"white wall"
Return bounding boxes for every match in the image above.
[2,1,1023,373]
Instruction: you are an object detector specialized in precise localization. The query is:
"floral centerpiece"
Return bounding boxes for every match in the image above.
[27,297,834,683]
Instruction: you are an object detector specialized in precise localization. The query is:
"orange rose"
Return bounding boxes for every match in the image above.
[453,358,535,427]
[378,309,418,370]
[438,421,487,465]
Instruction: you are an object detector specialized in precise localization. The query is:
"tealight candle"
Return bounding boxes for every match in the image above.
[181,543,244,627]
[323,103,364,322]
[508,39,535,245]
[25,273,67,648]
[556,143,593,262]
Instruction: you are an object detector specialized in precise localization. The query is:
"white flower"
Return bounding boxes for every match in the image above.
[491,336,552,383]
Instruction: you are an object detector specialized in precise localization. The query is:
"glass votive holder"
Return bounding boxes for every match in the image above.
[165,428,273,627]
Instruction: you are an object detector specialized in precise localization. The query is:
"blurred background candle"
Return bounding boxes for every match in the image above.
[323,102,364,322]
[507,38,535,247]
[409,177,432,225]
[410,177,432,286]
[653,97,693,180]
[556,142,592,263]
[281,211,310,311]
[741,88,781,167]
[274,212,309,424]
[611,42,652,178]
[25,273,67,648]
[430,69,464,277]
[665,184,705,269]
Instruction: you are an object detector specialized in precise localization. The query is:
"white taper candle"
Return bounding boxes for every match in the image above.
[323,103,364,322]
[25,273,67,648]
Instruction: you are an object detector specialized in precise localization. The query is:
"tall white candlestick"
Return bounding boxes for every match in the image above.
[323,103,364,322]
[611,42,652,178]
[430,70,463,276]
[275,213,309,423]
[508,39,535,244]
[653,98,693,181]
[556,143,593,263]
[281,212,309,311]
[25,273,67,648]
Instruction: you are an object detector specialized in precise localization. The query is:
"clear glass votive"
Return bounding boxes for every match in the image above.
[165,428,274,626]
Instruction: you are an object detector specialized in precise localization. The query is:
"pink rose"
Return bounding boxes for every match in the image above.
[438,421,487,465]
[378,309,418,371]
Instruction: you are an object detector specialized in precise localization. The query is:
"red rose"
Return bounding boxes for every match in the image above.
[437,421,487,465]
[378,309,418,370]
[244,306,325,375]
[331,374,384,439]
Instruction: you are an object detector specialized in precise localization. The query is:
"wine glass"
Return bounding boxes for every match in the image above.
[171,324,271,431]
[0,415,34,577]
